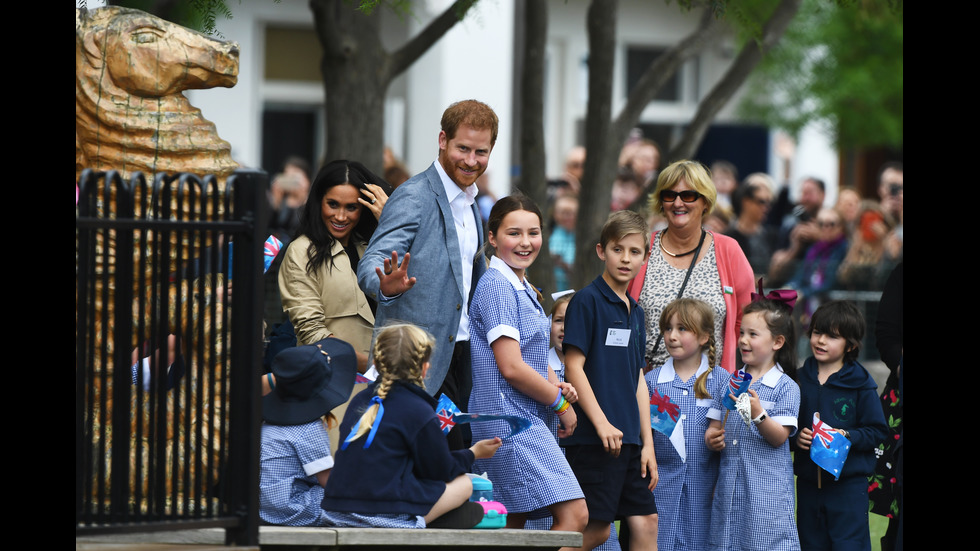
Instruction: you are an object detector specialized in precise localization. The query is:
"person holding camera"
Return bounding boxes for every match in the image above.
[768,177,826,286]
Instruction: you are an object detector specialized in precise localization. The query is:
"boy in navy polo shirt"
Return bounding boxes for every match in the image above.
[561,210,658,550]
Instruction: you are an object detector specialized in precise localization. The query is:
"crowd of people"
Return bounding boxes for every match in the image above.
[254,99,902,551]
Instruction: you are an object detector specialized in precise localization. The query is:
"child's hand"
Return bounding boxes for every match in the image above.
[556,381,578,403]
[641,445,658,491]
[557,407,578,439]
[596,421,624,457]
[796,427,813,451]
[705,425,726,451]
[471,437,503,460]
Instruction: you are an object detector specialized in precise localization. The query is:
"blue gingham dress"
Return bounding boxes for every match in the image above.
[706,364,801,551]
[259,421,334,526]
[644,355,726,551]
[469,257,584,514]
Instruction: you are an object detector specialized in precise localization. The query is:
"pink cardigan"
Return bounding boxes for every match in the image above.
[627,230,755,373]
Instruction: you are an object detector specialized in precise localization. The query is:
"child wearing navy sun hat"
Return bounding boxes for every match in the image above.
[259,337,356,526]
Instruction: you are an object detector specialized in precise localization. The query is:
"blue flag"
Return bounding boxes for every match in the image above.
[722,370,753,410]
[810,413,851,480]
[435,393,532,439]
[436,393,461,435]
[649,388,686,462]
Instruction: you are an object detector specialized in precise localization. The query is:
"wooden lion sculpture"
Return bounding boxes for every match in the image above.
[76,6,239,182]
[76,6,242,512]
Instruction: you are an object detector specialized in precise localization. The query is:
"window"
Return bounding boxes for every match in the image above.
[625,46,681,102]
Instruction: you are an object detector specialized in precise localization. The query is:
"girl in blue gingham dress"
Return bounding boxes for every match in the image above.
[705,297,802,551]
[259,339,357,527]
[469,195,587,532]
[644,298,727,551]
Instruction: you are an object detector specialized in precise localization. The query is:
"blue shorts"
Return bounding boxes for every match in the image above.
[564,444,657,523]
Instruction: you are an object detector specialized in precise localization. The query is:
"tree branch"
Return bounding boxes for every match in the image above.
[387,0,478,78]
[669,0,803,160]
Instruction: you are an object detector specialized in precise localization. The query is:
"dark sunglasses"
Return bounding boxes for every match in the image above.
[660,189,703,203]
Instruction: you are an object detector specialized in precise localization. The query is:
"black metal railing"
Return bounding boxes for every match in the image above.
[76,169,267,546]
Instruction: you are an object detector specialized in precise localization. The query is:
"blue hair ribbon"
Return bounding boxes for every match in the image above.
[340,396,385,450]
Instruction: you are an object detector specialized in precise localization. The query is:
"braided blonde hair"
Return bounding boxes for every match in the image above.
[659,298,717,399]
[348,323,435,442]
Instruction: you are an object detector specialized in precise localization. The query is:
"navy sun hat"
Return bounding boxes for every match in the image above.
[263,337,357,425]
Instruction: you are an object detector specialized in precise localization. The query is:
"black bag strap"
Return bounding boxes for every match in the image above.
[647,229,707,363]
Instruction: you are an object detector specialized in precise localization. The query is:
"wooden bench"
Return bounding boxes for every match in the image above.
[76,526,582,551]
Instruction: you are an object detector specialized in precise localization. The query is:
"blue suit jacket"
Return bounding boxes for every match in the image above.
[357,163,487,394]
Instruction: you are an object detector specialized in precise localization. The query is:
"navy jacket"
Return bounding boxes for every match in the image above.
[322,381,475,516]
[794,357,888,483]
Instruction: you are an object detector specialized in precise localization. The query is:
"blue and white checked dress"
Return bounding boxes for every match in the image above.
[706,364,801,551]
[259,421,334,526]
[469,257,584,514]
[644,355,726,551]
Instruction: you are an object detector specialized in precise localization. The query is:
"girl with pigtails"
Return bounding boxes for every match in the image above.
[321,324,502,529]
[644,298,727,551]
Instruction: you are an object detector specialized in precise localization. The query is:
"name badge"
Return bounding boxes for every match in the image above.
[605,328,631,347]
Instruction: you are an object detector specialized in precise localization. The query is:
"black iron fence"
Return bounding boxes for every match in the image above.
[75,169,268,546]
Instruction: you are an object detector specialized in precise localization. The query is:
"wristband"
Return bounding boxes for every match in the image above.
[553,396,571,416]
[267,372,276,391]
[550,388,562,409]
[751,410,767,425]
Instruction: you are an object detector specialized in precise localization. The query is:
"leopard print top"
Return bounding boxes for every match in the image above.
[638,231,727,368]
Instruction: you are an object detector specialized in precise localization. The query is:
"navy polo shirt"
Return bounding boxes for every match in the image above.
[560,275,647,447]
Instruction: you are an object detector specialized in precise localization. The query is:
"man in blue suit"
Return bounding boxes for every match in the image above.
[358,100,498,449]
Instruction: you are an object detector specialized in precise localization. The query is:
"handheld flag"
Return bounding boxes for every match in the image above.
[436,394,532,439]
[650,388,686,462]
[264,235,283,273]
[722,370,753,410]
[436,393,461,435]
[453,413,532,440]
[810,413,851,480]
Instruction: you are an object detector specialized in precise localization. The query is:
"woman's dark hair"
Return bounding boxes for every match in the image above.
[743,299,798,380]
[808,300,865,363]
[296,160,392,275]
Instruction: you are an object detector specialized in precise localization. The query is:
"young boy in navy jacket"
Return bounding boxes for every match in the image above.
[794,300,888,551]
[560,210,658,550]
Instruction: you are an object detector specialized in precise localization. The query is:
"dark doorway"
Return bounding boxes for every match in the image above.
[261,106,319,175]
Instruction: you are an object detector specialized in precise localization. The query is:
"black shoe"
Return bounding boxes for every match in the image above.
[427,501,484,529]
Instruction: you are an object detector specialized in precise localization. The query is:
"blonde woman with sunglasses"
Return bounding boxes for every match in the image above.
[626,160,755,375]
